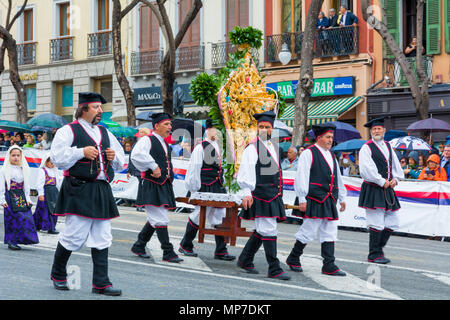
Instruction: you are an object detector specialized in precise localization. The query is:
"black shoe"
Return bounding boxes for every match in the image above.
[48,230,59,235]
[368,256,391,264]
[237,261,259,274]
[164,256,184,263]
[322,269,347,276]
[269,272,291,281]
[214,253,236,261]
[92,286,122,296]
[51,278,69,290]
[286,260,303,272]
[7,243,21,250]
[178,246,198,257]
[131,248,150,259]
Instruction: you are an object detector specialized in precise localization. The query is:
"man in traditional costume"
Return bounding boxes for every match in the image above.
[286,123,347,276]
[130,112,183,263]
[236,111,290,281]
[358,117,404,264]
[49,92,125,296]
[178,119,235,261]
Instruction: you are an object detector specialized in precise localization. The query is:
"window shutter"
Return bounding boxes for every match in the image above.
[383,0,400,58]
[238,0,249,27]
[139,5,150,51]
[150,9,160,49]
[426,0,441,55]
[445,0,450,53]
[226,0,237,40]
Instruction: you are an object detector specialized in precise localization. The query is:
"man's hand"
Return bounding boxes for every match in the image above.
[84,146,99,160]
[151,166,161,178]
[298,202,307,212]
[104,148,115,161]
[389,179,397,188]
[242,196,253,210]
[2,203,8,208]
[39,196,45,202]
[339,202,346,212]
[383,180,390,189]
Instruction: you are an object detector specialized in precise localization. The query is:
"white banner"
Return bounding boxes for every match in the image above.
[2,149,450,237]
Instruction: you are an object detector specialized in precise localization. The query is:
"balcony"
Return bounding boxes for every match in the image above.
[383,56,433,87]
[130,50,163,75]
[131,45,205,76]
[17,42,37,65]
[88,31,112,57]
[211,41,260,68]
[50,36,74,62]
[175,45,204,72]
[266,26,359,64]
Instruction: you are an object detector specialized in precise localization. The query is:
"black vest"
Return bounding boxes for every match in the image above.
[67,122,114,182]
[251,138,282,202]
[366,140,393,180]
[306,145,339,204]
[143,135,174,185]
[200,140,224,186]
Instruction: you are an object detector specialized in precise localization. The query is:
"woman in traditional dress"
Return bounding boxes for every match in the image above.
[0,145,39,250]
[33,155,62,234]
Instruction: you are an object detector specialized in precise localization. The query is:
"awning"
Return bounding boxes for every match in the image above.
[279,96,364,127]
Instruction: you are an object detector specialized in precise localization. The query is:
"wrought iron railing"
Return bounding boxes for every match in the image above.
[17,42,36,65]
[211,41,260,68]
[383,56,433,87]
[130,50,163,75]
[266,26,359,63]
[50,36,74,62]
[176,45,204,71]
[88,31,112,56]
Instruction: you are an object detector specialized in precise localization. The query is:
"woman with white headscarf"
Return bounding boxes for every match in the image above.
[0,145,39,250]
[33,154,63,234]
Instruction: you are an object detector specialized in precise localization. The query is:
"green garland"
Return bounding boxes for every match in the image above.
[229,26,263,49]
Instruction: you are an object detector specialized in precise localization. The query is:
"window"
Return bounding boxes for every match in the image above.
[26,87,36,111]
[59,2,70,36]
[179,0,201,47]
[139,4,160,51]
[225,0,248,40]
[94,77,113,115]
[98,0,110,31]
[23,8,33,42]
[55,82,73,120]
[282,0,301,33]
[331,0,353,12]
[62,84,73,107]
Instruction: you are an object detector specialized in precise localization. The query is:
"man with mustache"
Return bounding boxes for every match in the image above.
[130,112,183,263]
[286,123,347,276]
[236,111,290,281]
[49,92,125,296]
[358,117,404,264]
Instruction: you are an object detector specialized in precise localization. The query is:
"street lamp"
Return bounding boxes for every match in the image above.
[278,43,292,65]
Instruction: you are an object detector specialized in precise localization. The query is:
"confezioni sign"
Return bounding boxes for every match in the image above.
[267,76,355,99]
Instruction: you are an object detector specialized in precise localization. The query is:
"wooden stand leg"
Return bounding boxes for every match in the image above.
[198,206,206,243]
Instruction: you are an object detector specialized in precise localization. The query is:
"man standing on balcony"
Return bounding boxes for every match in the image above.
[337,5,358,54]
[327,8,339,55]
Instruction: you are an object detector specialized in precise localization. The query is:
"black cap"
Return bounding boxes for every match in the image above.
[312,123,336,138]
[364,117,385,129]
[205,118,214,129]
[151,112,172,126]
[78,92,107,106]
[253,110,276,126]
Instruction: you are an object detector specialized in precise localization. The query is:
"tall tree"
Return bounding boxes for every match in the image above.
[112,0,141,126]
[0,0,29,123]
[361,0,430,120]
[142,0,203,116]
[292,0,324,146]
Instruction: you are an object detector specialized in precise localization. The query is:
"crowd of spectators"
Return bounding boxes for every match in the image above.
[0,131,53,151]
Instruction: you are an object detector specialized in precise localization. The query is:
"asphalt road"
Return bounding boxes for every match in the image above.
[1,203,450,304]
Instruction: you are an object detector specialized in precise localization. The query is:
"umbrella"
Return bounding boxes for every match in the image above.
[136,111,155,121]
[99,120,121,128]
[0,120,32,133]
[137,122,153,130]
[332,139,367,152]
[272,128,291,140]
[384,130,407,141]
[406,118,450,132]
[27,113,68,129]
[109,126,138,138]
[389,136,432,151]
[30,126,54,132]
[308,121,361,143]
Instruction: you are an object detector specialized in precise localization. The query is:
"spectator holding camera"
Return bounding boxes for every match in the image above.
[418,154,447,181]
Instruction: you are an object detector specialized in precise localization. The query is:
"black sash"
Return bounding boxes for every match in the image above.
[8,189,31,212]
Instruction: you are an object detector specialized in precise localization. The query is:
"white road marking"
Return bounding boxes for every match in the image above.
[422,273,450,286]
[280,254,402,300]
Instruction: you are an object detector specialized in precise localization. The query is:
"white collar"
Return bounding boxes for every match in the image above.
[78,118,96,129]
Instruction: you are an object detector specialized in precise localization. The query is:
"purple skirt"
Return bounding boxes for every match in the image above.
[33,199,58,231]
[3,204,39,245]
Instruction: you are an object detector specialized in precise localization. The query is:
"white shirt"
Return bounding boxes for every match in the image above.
[185,139,221,193]
[50,118,125,179]
[358,139,404,187]
[36,166,63,196]
[294,144,346,204]
[131,133,168,172]
[237,138,280,198]
[0,165,31,205]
